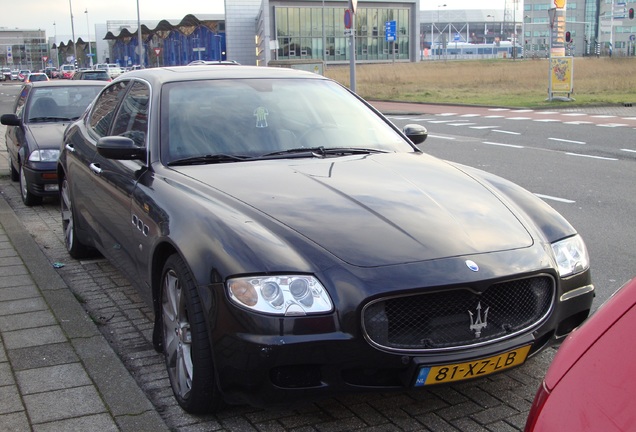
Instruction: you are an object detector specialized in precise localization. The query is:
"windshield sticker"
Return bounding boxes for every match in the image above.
[254,106,269,128]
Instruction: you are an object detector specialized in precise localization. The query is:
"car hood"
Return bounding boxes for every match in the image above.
[26,123,67,150]
[179,152,534,267]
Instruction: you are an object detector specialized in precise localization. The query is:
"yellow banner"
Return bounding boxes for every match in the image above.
[550,57,573,93]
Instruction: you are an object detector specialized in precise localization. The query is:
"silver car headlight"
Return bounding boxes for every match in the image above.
[551,234,590,278]
[227,275,333,316]
[28,149,60,162]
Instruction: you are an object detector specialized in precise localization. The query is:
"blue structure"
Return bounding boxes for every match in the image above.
[104,15,226,67]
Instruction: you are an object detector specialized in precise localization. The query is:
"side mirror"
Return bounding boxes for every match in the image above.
[403,124,428,145]
[0,113,21,126]
[97,136,146,160]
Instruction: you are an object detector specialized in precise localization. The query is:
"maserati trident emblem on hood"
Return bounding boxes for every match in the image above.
[465,260,479,272]
[468,302,489,338]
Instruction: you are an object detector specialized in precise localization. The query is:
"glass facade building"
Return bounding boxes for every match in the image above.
[253,0,419,66]
[273,6,411,61]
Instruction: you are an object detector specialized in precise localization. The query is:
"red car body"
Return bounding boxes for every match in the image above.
[525,278,636,431]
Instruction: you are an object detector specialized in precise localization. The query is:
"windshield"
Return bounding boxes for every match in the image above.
[161,78,412,164]
[27,86,103,122]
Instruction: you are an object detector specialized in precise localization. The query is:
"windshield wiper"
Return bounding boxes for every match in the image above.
[167,154,251,166]
[260,147,389,159]
[29,116,75,123]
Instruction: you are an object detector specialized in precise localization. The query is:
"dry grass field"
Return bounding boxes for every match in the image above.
[325,57,636,108]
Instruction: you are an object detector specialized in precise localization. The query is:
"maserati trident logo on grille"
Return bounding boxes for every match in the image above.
[465,260,479,272]
[468,302,489,337]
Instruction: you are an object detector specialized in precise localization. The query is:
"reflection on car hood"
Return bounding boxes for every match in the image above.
[27,124,67,150]
[180,152,534,267]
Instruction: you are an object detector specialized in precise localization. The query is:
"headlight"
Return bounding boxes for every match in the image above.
[227,275,333,316]
[29,149,60,162]
[551,234,589,278]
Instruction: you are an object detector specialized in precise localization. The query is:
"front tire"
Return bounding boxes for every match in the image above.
[161,254,222,413]
[19,165,42,206]
[9,158,19,182]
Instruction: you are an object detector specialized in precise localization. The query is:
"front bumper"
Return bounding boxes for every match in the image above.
[207,271,594,408]
[23,164,59,197]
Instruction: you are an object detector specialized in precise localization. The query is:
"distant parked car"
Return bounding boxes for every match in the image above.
[18,70,31,81]
[11,70,20,80]
[60,64,76,79]
[25,73,49,83]
[525,277,636,432]
[103,64,124,79]
[1,80,105,205]
[1,67,12,81]
[72,70,111,81]
[45,67,59,79]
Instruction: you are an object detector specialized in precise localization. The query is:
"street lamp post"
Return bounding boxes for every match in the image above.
[137,0,144,68]
[53,21,59,68]
[436,4,446,60]
[84,9,93,67]
[68,0,78,68]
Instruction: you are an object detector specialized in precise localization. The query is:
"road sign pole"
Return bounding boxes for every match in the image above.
[349,12,356,93]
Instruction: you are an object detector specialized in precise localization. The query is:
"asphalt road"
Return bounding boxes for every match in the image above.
[1,81,634,431]
[384,105,636,310]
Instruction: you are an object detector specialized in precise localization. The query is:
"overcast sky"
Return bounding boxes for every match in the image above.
[1,0,504,43]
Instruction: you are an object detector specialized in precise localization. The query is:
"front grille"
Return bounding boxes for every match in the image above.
[363,276,554,352]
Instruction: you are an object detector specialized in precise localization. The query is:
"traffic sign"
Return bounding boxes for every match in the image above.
[344,9,352,29]
[385,20,396,42]
[154,48,161,55]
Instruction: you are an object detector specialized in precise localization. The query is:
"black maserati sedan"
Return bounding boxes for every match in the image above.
[1,80,105,205]
[57,65,594,413]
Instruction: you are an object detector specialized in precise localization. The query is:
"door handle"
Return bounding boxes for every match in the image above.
[89,163,102,175]
[65,144,75,152]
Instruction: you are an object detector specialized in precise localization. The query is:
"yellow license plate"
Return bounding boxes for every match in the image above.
[414,345,531,386]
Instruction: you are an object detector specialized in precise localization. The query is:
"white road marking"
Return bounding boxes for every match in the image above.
[621,148,636,153]
[483,141,524,148]
[506,117,532,120]
[534,119,560,122]
[598,123,629,128]
[562,113,587,116]
[448,123,477,126]
[429,135,456,140]
[534,194,576,204]
[566,153,618,161]
[470,126,499,129]
[493,130,520,135]
[548,137,586,145]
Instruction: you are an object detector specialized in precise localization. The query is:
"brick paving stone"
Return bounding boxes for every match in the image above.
[34,414,119,432]
[24,386,106,424]
[15,363,92,394]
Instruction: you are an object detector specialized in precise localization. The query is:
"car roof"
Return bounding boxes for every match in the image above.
[27,80,107,88]
[114,65,326,86]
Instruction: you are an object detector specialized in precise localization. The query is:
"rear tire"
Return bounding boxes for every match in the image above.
[61,178,94,259]
[160,254,223,413]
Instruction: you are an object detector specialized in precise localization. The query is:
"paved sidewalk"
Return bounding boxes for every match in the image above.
[0,126,169,431]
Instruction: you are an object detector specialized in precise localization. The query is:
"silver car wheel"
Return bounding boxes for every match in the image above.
[61,179,74,251]
[19,164,40,206]
[162,268,194,400]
